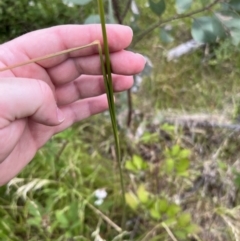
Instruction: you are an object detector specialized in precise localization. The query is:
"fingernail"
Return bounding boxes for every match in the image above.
[57,107,65,122]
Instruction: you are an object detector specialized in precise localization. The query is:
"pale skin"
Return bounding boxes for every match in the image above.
[0,25,146,186]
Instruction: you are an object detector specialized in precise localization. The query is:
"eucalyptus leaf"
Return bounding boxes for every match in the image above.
[191,16,226,43]
[108,0,115,23]
[222,0,240,11]
[148,0,166,17]
[216,11,240,45]
[160,28,174,43]
[175,0,192,14]
[84,14,100,24]
[67,0,92,5]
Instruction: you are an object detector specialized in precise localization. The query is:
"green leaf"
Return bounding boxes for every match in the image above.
[148,0,166,17]
[174,230,188,239]
[157,198,169,213]
[84,14,100,24]
[170,145,181,157]
[176,158,190,173]
[166,204,181,217]
[107,0,115,24]
[175,0,192,14]
[160,28,174,43]
[164,158,175,173]
[223,0,240,11]
[133,155,144,170]
[216,11,240,45]
[137,184,149,204]
[55,210,69,228]
[177,213,191,227]
[150,207,162,220]
[68,0,93,5]
[125,192,139,210]
[178,149,191,159]
[164,218,176,226]
[191,16,226,43]
[26,201,41,217]
[125,160,138,172]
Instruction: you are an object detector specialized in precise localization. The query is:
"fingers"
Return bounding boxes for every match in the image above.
[2,25,134,68]
[48,50,145,86]
[55,74,133,106]
[53,94,109,134]
[0,78,64,129]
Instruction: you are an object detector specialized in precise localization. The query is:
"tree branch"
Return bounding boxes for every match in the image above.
[121,0,132,23]
[132,0,221,47]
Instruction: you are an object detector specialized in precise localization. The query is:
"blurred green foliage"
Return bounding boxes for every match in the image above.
[0,0,97,43]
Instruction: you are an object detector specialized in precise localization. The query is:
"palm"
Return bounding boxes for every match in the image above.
[0,25,145,185]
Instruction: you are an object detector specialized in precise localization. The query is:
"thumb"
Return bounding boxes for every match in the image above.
[0,78,65,128]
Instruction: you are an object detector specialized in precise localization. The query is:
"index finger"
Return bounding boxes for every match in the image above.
[3,24,134,68]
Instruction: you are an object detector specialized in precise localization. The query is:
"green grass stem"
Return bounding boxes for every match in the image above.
[97,0,126,230]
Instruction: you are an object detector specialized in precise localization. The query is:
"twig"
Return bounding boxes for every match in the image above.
[121,0,132,23]
[112,0,122,24]
[87,203,122,233]
[132,0,221,47]
[140,223,161,241]
[162,222,179,241]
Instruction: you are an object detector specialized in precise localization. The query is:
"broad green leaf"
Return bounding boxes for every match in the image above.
[164,158,175,173]
[132,155,145,170]
[107,0,115,24]
[178,149,191,159]
[217,12,240,45]
[170,145,181,157]
[150,207,161,220]
[67,0,92,5]
[177,213,191,227]
[148,0,166,17]
[125,192,139,210]
[157,198,169,213]
[137,184,149,204]
[222,0,240,11]
[125,160,138,172]
[84,14,100,24]
[191,16,226,43]
[26,201,41,217]
[166,204,181,217]
[160,28,174,43]
[176,158,189,173]
[174,230,188,239]
[175,0,192,14]
[55,210,69,228]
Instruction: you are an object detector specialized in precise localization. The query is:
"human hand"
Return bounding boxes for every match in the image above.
[0,25,145,185]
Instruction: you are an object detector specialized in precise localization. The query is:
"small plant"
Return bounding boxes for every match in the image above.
[125,145,199,240]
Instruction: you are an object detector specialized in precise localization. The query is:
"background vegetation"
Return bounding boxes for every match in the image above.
[1,0,240,240]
